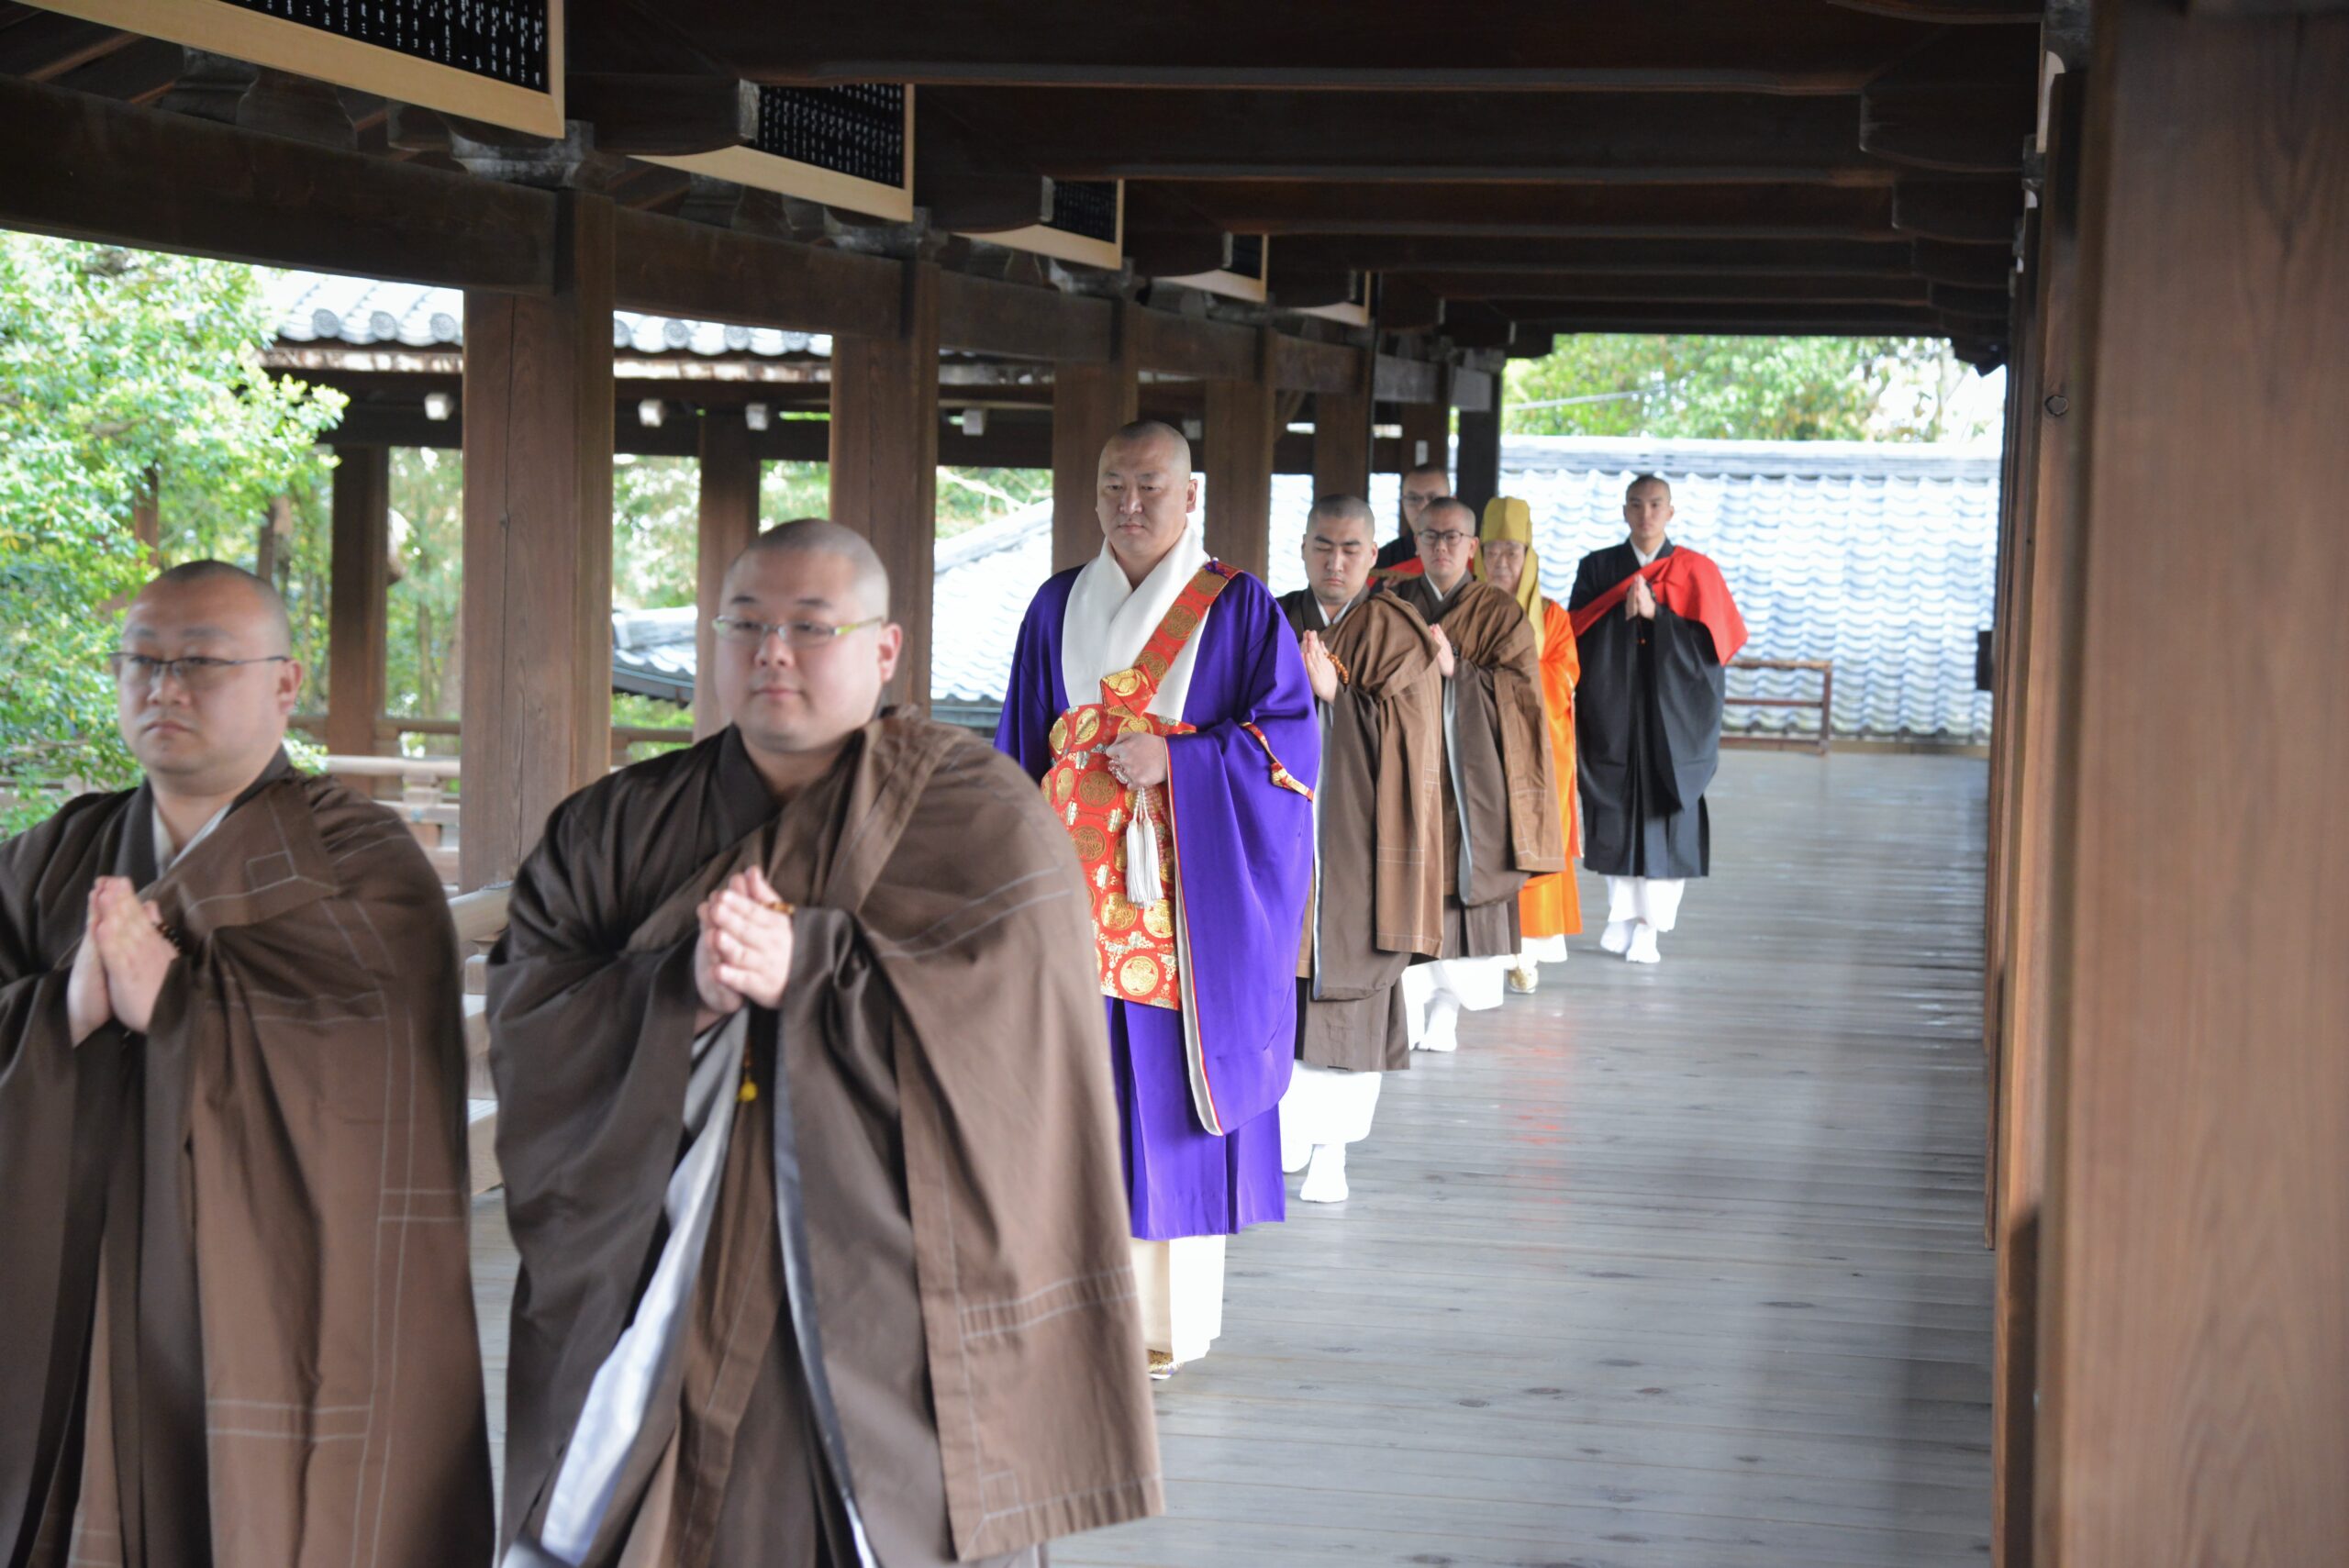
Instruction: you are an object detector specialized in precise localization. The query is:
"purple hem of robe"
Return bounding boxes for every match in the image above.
[996,563,1318,1240]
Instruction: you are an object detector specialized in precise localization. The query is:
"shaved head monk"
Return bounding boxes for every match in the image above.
[1385,500,1566,1050]
[0,562,493,1567]
[1275,496,1444,1202]
[1567,476,1748,964]
[996,421,1318,1375]
[491,519,1160,1567]
[1375,459,1450,575]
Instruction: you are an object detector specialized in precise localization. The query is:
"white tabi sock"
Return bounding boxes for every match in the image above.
[1299,1143,1351,1204]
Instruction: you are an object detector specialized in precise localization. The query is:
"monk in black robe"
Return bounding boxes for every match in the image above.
[1274,496,1443,1204]
[1567,474,1749,965]
[0,562,492,1568]
[489,521,1161,1568]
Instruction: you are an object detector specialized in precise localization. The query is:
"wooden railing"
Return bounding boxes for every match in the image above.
[1724,658,1834,756]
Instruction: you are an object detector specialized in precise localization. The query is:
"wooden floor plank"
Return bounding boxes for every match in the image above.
[469,750,1994,1564]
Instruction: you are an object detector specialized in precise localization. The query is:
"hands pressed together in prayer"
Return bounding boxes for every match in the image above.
[69,877,178,1044]
[693,866,796,1032]
[1626,576,1660,621]
[1427,625,1457,679]
[1106,731,1170,791]
[1300,632,1342,704]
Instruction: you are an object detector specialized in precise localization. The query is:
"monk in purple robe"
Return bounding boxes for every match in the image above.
[996,420,1317,1376]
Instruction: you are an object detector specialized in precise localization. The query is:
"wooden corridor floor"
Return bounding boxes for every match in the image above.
[470,751,1996,1566]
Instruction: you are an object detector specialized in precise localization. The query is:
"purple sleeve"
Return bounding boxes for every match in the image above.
[1164,578,1319,1133]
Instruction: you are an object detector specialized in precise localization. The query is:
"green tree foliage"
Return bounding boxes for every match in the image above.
[0,237,343,829]
[1504,335,1992,442]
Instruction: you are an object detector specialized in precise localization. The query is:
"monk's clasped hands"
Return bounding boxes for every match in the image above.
[696,866,796,1017]
[1427,624,1457,679]
[69,876,177,1044]
[1300,632,1341,704]
[1106,730,1170,790]
[1626,576,1659,621]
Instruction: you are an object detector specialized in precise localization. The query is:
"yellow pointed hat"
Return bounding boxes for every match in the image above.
[1474,496,1544,653]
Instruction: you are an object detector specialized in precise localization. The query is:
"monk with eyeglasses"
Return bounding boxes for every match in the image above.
[488,519,1160,1568]
[0,561,493,1568]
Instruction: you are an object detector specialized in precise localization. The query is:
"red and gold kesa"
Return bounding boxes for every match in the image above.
[1044,710,1183,1008]
[1037,562,1241,1011]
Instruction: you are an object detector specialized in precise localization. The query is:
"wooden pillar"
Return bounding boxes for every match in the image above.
[1991,71,2081,1568]
[1456,398,1494,514]
[1051,299,1137,573]
[1204,335,1275,579]
[695,409,760,739]
[326,443,391,767]
[1397,396,1451,479]
[2038,7,2349,1564]
[1310,386,1374,501]
[459,191,615,891]
[829,260,940,711]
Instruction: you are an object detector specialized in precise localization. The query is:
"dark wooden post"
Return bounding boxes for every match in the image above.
[1051,298,1137,573]
[459,191,616,890]
[829,260,941,711]
[1311,384,1375,501]
[1397,395,1451,479]
[1990,71,2082,1568]
[695,409,760,738]
[2036,6,2349,1562]
[326,443,391,768]
[1204,332,1276,579]
[1453,372,1501,516]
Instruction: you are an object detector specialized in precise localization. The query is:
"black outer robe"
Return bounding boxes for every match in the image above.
[1567,539,1725,880]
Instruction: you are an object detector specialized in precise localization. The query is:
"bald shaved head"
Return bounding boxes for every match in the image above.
[1107,418,1191,475]
[1097,420,1200,583]
[726,517,889,619]
[141,560,292,652]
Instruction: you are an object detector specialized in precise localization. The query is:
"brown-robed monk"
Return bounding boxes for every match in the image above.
[489,520,1162,1568]
[1385,498,1566,1052]
[1273,495,1443,1204]
[0,562,493,1568]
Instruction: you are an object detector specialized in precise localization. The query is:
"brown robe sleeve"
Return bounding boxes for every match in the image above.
[1439,584,1570,878]
[4,771,494,1568]
[1319,594,1446,974]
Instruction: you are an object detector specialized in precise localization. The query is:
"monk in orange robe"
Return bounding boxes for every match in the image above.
[1474,497,1582,993]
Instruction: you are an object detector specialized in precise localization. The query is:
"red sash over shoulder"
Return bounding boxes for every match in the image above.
[1569,546,1748,664]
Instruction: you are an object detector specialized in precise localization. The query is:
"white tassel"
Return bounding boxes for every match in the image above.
[1125,786,1163,903]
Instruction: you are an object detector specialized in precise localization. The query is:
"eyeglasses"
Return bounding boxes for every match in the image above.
[1418,529,1475,549]
[711,615,884,651]
[109,652,289,692]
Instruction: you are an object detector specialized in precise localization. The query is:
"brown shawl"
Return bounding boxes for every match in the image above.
[1390,575,1569,891]
[490,718,1162,1563]
[0,754,493,1568]
[1279,588,1444,976]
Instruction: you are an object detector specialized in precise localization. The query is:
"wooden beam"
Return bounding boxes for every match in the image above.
[1892,178,2024,244]
[1912,234,2017,287]
[1204,338,1276,578]
[1126,228,1233,277]
[2037,7,2349,1565]
[460,193,617,890]
[829,261,941,711]
[927,87,1898,183]
[671,0,1938,94]
[566,72,757,156]
[1174,180,1903,239]
[1377,276,1444,330]
[694,409,760,738]
[938,269,1113,361]
[1278,234,1917,276]
[0,12,134,81]
[1419,272,1934,304]
[1373,354,1443,406]
[1268,333,1364,397]
[326,443,391,773]
[0,73,554,290]
[609,205,901,336]
[1132,307,1258,383]
[1831,0,2040,18]
[1511,303,1951,334]
[1860,25,2041,172]
[1052,300,1139,573]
